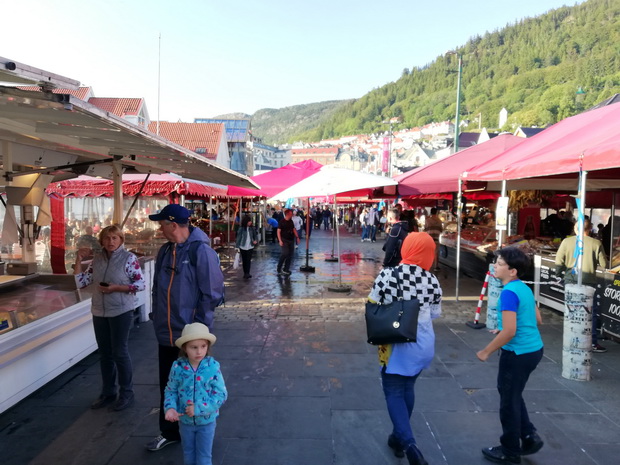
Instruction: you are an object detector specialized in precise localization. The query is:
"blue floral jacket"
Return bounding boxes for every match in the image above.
[164,356,227,426]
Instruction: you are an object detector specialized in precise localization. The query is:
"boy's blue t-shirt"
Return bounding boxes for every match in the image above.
[497,279,543,355]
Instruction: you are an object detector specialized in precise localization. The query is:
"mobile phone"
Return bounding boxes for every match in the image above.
[100,282,110,287]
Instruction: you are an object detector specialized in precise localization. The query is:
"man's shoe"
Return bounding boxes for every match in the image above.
[282,270,291,276]
[387,434,405,458]
[405,444,428,465]
[90,394,117,410]
[521,432,544,455]
[482,446,520,464]
[592,343,607,353]
[111,393,134,411]
[145,435,179,451]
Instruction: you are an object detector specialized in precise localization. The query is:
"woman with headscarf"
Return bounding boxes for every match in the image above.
[368,232,442,465]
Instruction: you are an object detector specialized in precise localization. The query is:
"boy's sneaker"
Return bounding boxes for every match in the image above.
[521,432,544,455]
[145,435,178,451]
[592,343,607,353]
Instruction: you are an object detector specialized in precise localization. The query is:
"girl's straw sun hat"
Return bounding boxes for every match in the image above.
[175,323,217,348]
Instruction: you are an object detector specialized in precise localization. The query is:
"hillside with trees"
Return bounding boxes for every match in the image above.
[249,100,351,145]
[293,0,620,142]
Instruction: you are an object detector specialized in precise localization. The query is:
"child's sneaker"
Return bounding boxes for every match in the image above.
[145,435,178,451]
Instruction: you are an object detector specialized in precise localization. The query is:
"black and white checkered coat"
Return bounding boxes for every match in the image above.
[369,264,442,325]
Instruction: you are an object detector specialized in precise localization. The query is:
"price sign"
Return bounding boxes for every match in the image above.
[496,196,509,231]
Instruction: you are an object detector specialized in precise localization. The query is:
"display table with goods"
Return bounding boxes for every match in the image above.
[439,222,556,282]
[438,223,497,280]
[0,274,93,413]
[0,260,153,413]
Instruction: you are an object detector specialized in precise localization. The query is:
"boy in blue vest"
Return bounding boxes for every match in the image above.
[476,247,544,464]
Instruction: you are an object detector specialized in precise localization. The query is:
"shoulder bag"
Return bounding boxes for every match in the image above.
[365,267,420,345]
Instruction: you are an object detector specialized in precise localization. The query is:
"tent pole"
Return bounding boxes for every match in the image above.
[326,197,338,262]
[456,177,463,302]
[577,170,588,287]
[328,197,351,292]
[227,198,230,245]
[300,197,315,272]
[112,161,123,225]
[121,173,150,229]
[209,196,213,237]
[499,179,507,247]
[262,200,266,246]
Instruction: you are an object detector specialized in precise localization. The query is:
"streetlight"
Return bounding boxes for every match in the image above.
[446,52,463,154]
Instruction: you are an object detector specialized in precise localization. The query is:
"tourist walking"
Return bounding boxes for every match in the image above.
[360,208,369,241]
[323,207,332,230]
[368,232,442,465]
[165,323,227,465]
[146,204,225,452]
[292,210,303,240]
[477,247,544,464]
[424,207,444,271]
[382,208,410,268]
[74,224,146,412]
[277,208,300,275]
[235,215,259,279]
[367,204,379,242]
[555,219,608,352]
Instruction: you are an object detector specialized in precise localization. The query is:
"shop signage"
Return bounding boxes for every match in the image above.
[601,273,620,338]
[539,258,565,307]
[382,137,389,173]
[496,196,509,231]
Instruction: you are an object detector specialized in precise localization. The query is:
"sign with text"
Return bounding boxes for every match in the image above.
[496,196,509,231]
[382,137,389,173]
[601,273,620,339]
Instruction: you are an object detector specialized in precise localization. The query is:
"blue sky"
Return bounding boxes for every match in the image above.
[2,0,578,121]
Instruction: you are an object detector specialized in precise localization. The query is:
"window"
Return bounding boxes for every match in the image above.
[196,148,207,154]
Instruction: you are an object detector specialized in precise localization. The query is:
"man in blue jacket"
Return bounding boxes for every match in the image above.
[145,204,225,452]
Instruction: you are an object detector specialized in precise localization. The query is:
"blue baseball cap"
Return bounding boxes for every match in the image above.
[148,204,191,224]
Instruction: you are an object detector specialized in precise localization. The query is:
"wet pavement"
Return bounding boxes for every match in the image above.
[1,227,619,465]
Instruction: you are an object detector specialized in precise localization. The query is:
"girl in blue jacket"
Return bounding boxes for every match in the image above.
[164,323,227,465]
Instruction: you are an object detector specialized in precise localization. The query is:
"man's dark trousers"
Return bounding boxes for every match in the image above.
[277,240,295,272]
[158,345,181,441]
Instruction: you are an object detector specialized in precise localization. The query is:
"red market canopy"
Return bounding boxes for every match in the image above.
[250,160,323,198]
[46,173,228,198]
[464,102,620,186]
[395,134,525,196]
[226,185,266,198]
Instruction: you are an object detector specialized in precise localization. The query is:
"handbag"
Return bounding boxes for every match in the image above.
[365,268,420,345]
[233,251,240,270]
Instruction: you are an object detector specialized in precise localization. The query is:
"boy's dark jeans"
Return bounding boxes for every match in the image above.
[498,347,543,456]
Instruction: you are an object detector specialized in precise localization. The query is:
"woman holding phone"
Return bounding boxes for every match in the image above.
[74,224,145,411]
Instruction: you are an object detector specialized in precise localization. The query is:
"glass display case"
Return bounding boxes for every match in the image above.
[0,274,86,335]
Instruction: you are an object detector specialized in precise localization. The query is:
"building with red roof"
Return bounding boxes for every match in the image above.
[148,121,230,168]
[88,97,149,128]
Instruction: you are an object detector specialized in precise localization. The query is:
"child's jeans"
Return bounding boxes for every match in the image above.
[498,348,543,456]
[179,421,216,465]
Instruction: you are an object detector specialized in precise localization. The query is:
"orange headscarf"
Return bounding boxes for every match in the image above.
[400,232,436,271]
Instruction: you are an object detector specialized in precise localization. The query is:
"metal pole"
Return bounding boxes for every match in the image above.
[456,177,463,301]
[499,179,507,247]
[227,198,230,245]
[262,200,267,246]
[388,123,393,178]
[209,196,213,237]
[577,171,588,287]
[454,54,463,154]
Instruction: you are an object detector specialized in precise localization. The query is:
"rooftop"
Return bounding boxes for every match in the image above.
[148,121,226,160]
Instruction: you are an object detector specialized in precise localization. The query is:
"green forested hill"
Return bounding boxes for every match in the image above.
[250,100,352,145]
[293,0,620,142]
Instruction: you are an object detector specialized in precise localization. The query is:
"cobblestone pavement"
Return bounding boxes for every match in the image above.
[0,227,601,465]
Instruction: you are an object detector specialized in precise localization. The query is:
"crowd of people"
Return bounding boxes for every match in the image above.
[63,199,619,465]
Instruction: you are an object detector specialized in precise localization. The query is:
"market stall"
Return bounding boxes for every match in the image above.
[464,101,620,340]
[0,69,254,413]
